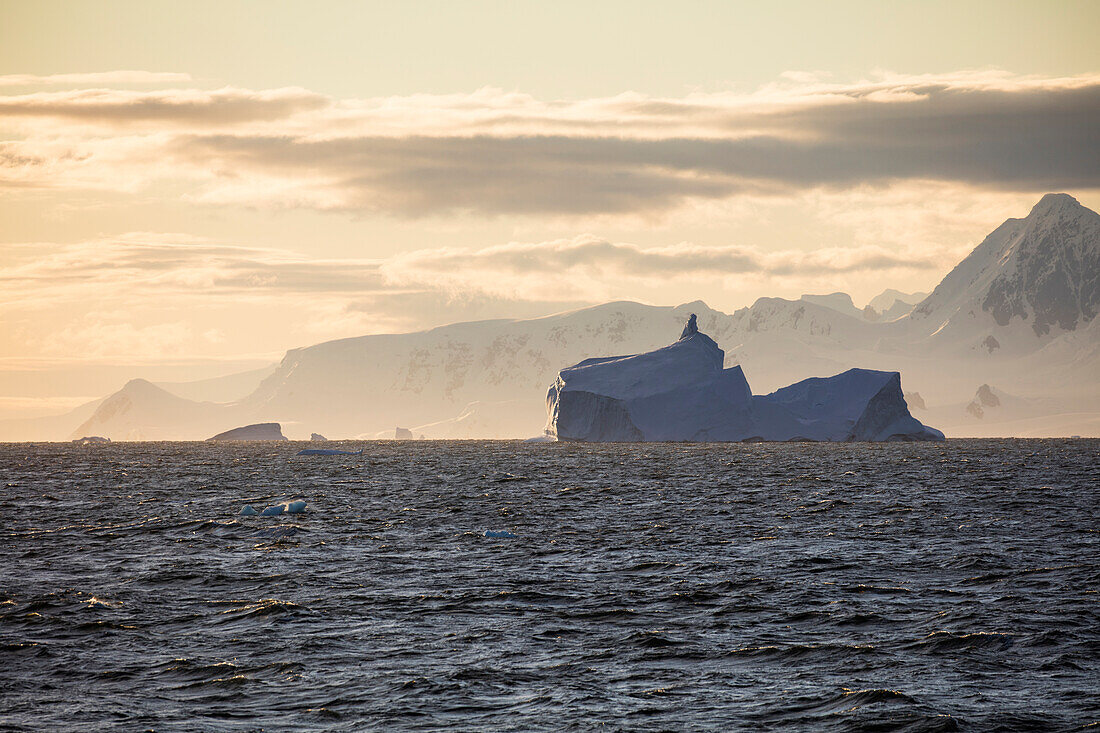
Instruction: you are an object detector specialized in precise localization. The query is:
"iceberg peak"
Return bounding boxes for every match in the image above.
[679,313,699,340]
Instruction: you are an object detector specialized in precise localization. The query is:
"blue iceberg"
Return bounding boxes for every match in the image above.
[545,316,943,442]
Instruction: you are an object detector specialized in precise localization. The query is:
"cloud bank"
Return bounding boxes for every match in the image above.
[1,70,1097,216]
[381,235,939,300]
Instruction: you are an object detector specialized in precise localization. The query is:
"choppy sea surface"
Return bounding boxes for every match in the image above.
[1,439,1097,731]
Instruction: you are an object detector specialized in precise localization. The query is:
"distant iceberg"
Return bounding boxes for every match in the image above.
[545,316,943,442]
[207,423,288,442]
[72,436,111,445]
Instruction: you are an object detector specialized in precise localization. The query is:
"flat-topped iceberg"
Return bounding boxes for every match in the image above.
[545,316,943,442]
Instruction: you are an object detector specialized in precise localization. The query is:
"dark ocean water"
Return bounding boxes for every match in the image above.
[0,439,1097,731]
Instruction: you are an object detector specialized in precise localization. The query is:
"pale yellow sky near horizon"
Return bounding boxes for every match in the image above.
[1,1,1099,416]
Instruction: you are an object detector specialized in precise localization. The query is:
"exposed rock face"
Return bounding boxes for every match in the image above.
[904,392,927,410]
[976,384,1001,408]
[207,423,287,441]
[545,320,942,442]
[965,384,1002,419]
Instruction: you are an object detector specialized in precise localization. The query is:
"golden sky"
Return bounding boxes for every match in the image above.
[1,0,1099,415]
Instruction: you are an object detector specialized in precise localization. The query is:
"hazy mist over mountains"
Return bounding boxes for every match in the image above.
[4,192,1097,441]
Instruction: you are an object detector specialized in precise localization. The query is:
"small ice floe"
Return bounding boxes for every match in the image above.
[254,500,307,516]
[484,530,517,539]
[240,505,259,516]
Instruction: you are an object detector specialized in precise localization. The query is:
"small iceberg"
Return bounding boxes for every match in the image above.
[296,448,363,456]
[255,500,307,516]
[484,530,517,539]
[240,505,259,516]
[72,435,111,445]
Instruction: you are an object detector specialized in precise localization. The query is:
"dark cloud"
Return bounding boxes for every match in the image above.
[3,75,1097,215]
[168,82,1100,215]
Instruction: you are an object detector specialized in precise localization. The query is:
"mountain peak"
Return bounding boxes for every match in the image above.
[119,378,170,398]
[1029,193,1082,218]
[912,192,1099,339]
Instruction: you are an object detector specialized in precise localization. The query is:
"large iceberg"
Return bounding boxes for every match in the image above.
[545,316,943,442]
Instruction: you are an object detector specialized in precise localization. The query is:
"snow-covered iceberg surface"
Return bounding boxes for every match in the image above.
[207,422,288,441]
[545,317,943,442]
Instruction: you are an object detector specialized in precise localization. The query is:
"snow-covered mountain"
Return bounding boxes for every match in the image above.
[70,379,234,441]
[800,292,865,320]
[9,192,1098,441]
[238,300,736,438]
[798,290,926,322]
[909,193,1100,352]
[868,289,927,321]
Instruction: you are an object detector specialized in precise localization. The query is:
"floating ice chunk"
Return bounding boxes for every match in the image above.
[261,504,285,516]
[286,500,307,514]
[484,530,517,538]
[240,505,259,516]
